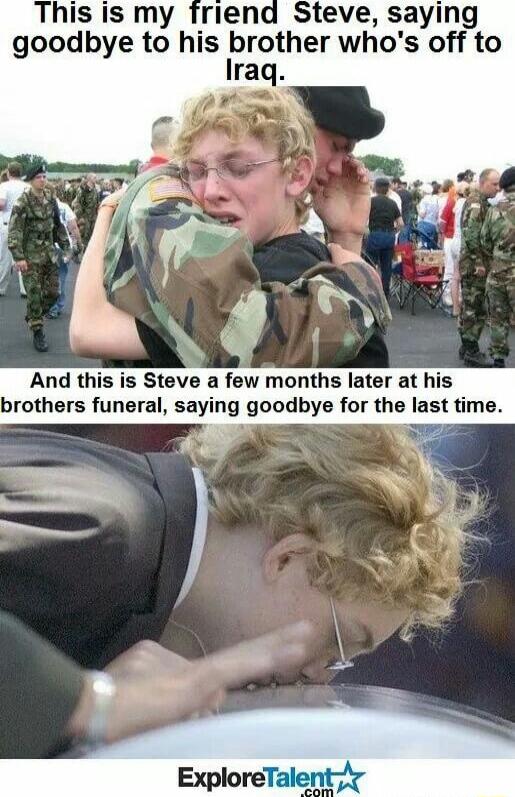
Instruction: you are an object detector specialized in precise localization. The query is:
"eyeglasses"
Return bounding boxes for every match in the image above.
[326,597,355,672]
[180,158,280,184]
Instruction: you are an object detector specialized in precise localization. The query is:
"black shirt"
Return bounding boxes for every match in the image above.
[398,188,413,223]
[369,195,401,232]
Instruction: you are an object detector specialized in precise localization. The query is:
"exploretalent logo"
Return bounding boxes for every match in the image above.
[178,761,367,796]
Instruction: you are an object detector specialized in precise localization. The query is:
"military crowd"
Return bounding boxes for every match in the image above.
[0,88,513,366]
[0,165,123,352]
[364,167,515,367]
[451,168,515,368]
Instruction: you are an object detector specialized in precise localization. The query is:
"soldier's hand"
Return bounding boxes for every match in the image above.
[313,155,371,243]
[475,265,486,277]
[15,260,28,273]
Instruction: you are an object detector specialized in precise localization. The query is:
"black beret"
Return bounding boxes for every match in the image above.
[24,162,47,182]
[295,86,385,140]
[499,167,515,191]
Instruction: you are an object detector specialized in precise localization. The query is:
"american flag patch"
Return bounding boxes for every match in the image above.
[149,179,192,203]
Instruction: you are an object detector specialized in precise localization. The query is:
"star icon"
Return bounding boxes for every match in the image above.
[334,760,366,794]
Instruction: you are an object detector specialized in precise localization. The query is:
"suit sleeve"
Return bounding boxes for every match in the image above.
[107,187,391,368]
[0,610,84,758]
[0,429,166,663]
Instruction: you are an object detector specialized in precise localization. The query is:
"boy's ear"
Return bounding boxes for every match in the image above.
[285,156,315,198]
[262,533,316,584]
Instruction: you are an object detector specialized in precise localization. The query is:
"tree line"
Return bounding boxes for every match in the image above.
[0,153,139,174]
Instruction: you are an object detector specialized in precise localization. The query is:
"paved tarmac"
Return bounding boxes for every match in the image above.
[1,265,513,368]
[1,263,95,368]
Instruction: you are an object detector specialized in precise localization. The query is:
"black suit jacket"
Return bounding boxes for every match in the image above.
[0,430,197,668]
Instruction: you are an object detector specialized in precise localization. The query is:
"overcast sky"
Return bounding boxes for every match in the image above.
[1,0,512,180]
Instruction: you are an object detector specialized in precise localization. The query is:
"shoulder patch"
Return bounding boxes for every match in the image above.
[149,178,189,204]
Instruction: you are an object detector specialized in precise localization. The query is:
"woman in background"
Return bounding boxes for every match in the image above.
[366,177,404,298]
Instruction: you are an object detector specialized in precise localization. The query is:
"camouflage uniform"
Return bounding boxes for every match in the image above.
[481,187,515,360]
[53,180,67,203]
[104,165,391,368]
[8,187,70,330]
[65,182,78,207]
[458,190,491,353]
[73,183,99,248]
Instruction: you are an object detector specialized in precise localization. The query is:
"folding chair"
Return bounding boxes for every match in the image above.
[389,255,404,307]
[395,242,447,315]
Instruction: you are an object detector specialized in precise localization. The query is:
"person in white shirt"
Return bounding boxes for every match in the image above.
[418,185,440,225]
[417,184,440,248]
[388,187,402,213]
[47,199,82,318]
[0,162,26,295]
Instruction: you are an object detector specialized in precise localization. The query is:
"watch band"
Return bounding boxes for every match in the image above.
[82,671,116,747]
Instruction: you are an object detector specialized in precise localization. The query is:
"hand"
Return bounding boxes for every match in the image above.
[106,640,191,679]
[15,260,28,273]
[69,621,316,745]
[313,155,370,246]
[475,265,486,277]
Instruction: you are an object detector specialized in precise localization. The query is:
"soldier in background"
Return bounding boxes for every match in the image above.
[65,178,80,207]
[8,163,70,352]
[53,179,67,203]
[73,173,99,248]
[458,168,500,367]
[481,167,515,367]
[139,116,177,173]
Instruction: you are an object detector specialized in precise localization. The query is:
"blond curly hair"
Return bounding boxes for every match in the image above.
[179,425,484,639]
[172,87,315,221]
